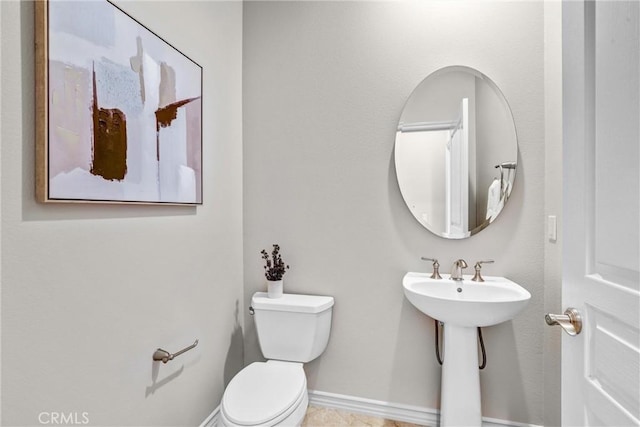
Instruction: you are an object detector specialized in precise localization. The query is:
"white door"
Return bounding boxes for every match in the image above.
[445,98,469,237]
[561,1,640,425]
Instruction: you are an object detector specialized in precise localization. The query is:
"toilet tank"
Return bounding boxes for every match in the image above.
[251,292,334,363]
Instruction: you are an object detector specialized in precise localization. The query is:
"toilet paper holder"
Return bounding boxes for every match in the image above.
[153,339,199,364]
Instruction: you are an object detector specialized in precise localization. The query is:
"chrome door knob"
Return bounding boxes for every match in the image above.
[545,307,582,336]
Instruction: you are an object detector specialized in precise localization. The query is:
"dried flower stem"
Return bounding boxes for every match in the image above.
[261,244,289,281]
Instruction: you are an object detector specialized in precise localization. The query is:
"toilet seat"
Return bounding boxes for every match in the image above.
[221,361,307,426]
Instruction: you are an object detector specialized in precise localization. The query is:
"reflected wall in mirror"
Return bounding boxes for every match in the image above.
[395,66,518,239]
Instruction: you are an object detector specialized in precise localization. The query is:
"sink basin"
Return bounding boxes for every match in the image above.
[403,272,531,327]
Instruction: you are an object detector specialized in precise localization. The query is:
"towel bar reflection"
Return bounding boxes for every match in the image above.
[153,339,199,364]
[494,162,517,199]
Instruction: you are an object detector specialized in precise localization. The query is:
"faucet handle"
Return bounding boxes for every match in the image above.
[421,257,442,280]
[472,260,494,282]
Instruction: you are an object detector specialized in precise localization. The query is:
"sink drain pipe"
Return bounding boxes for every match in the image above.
[435,320,486,370]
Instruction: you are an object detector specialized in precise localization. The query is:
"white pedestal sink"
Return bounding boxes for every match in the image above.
[402,272,531,427]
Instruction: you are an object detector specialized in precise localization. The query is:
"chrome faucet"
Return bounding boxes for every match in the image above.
[450,259,468,281]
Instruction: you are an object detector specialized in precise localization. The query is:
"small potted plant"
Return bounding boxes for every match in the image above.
[261,244,290,298]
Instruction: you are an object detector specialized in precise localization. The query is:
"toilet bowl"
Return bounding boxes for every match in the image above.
[220,292,334,427]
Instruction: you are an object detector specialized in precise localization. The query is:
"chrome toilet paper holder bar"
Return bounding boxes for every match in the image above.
[153,339,199,364]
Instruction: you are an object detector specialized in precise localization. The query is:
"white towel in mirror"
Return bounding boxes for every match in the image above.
[486,179,511,221]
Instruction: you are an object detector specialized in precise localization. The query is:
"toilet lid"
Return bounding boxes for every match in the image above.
[221,362,306,426]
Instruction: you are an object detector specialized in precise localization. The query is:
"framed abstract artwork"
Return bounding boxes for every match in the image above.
[35,0,203,205]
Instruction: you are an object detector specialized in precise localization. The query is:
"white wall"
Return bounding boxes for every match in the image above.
[395,131,448,232]
[243,1,545,425]
[543,2,563,425]
[0,1,3,413]
[0,1,243,425]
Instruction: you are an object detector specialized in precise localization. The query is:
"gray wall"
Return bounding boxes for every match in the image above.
[243,1,545,425]
[475,78,518,224]
[1,1,243,425]
[543,2,563,425]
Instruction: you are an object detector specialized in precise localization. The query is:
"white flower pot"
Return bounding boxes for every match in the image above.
[267,279,283,298]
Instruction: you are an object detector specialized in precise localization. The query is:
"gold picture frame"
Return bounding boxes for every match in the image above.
[35,0,203,205]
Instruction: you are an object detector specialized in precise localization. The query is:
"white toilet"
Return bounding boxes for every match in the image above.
[220,292,334,427]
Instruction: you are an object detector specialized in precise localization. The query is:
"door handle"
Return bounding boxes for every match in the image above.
[545,307,582,336]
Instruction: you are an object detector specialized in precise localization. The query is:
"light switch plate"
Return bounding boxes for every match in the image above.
[548,215,557,242]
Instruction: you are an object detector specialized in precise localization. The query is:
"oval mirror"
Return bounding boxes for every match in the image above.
[394,66,518,239]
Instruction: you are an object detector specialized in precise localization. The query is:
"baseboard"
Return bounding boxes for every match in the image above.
[199,405,219,427]
[308,390,543,427]
[201,391,542,427]
[308,390,439,425]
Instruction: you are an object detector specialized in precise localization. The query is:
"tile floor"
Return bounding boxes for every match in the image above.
[301,406,430,427]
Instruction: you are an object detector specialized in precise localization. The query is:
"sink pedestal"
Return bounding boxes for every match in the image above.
[440,324,482,427]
